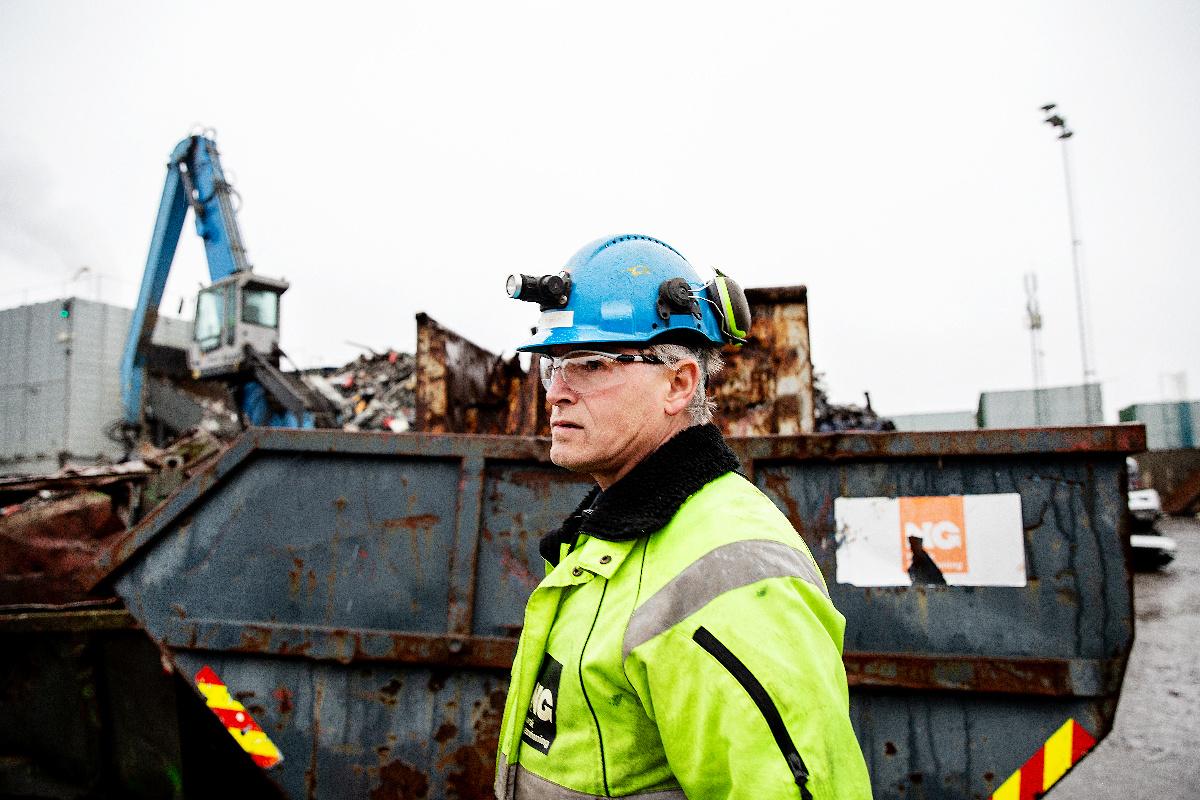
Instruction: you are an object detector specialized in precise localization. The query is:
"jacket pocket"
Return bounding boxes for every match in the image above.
[692,626,814,800]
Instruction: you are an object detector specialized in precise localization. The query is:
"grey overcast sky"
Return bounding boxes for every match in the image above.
[1,0,1196,420]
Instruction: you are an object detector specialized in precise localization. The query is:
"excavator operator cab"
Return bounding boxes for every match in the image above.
[189,272,290,378]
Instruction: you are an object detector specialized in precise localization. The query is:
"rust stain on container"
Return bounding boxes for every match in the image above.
[381,514,440,530]
[371,759,429,800]
[502,468,580,495]
[433,721,458,744]
[273,686,294,715]
[278,639,313,657]
[440,687,506,800]
[288,558,304,598]
[761,472,802,529]
[500,548,541,590]
[239,625,270,651]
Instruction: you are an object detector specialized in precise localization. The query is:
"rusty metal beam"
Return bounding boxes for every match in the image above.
[843,651,1124,698]
[728,425,1146,462]
[155,616,1120,698]
[0,608,138,633]
[163,618,519,670]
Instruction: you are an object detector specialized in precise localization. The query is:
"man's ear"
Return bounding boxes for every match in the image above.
[663,360,701,417]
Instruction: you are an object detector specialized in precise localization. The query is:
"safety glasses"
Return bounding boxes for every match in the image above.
[538,350,664,394]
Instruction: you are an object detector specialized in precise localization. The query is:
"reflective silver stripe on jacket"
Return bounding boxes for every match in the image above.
[623,538,829,661]
[512,763,685,799]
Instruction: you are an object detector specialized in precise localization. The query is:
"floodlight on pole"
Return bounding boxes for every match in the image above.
[1040,103,1097,422]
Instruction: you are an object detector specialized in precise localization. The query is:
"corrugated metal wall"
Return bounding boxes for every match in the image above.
[1119,401,1199,450]
[0,301,71,474]
[978,383,1103,428]
[888,409,978,431]
[0,299,191,475]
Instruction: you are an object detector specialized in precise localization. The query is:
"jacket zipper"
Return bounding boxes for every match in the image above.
[692,626,814,800]
[580,580,611,796]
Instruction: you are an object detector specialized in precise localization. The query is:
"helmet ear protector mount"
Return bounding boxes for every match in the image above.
[657,277,701,321]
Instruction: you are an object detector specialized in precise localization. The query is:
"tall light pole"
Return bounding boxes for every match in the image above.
[1024,272,1046,425]
[1041,103,1097,423]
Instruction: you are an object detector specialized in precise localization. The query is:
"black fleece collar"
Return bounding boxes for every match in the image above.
[539,423,742,566]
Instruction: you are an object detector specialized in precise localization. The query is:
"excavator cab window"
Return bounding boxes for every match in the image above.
[195,285,226,352]
[242,286,281,329]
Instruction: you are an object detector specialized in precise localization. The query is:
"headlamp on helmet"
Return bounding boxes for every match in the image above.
[506,272,572,310]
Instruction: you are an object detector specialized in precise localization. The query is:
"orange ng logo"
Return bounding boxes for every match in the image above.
[899,496,968,574]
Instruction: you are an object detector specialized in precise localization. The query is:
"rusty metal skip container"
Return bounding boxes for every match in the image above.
[64,422,1140,799]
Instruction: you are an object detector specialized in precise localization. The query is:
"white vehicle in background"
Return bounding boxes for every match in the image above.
[1127,457,1177,569]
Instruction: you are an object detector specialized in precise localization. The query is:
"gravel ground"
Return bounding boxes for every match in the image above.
[1052,517,1200,799]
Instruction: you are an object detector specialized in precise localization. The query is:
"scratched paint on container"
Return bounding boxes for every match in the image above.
[834,494,1026,587]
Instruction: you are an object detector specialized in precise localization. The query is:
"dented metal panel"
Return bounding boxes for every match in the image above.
[95,425,1141,799]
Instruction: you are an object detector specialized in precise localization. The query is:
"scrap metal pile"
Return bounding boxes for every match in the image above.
[813,378,897,433]
[0,429,224,605]
[301,348,417,432]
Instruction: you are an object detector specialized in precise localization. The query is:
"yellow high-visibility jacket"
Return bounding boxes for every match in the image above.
[495,424,872,799]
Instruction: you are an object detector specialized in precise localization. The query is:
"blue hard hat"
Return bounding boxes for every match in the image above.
[509,234,749,353]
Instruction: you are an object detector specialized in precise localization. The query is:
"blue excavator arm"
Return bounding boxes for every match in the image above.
[119,135,257,426]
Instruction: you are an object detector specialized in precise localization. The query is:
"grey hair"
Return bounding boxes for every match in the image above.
[647,343,724,425]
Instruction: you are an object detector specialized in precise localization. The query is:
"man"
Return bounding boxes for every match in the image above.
[495,234,872,799]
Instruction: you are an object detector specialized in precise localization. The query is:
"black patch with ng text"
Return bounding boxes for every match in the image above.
[521,653,563,755]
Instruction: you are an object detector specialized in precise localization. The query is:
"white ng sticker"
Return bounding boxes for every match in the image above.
[834,493,1026,587]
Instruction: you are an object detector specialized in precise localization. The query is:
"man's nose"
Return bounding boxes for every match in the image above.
[544,365,576,404]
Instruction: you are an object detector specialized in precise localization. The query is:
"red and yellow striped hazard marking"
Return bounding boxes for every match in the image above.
[990,718,1097,800]
[195,666,283,769]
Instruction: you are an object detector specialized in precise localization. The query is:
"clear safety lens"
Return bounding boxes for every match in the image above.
[538,351,662,394]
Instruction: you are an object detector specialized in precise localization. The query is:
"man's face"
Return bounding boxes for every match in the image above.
[543,345,689,489]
